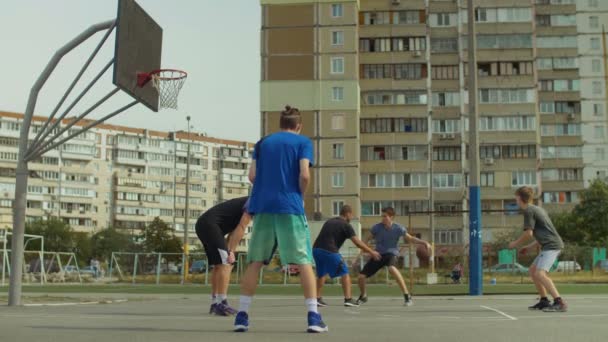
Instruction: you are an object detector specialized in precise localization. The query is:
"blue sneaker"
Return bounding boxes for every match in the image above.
[234,311,249,332]
[307,312,328,333]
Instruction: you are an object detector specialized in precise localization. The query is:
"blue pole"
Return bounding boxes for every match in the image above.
[469,186,482,295]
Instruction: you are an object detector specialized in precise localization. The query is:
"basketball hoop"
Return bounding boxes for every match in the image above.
[137,69,187,110]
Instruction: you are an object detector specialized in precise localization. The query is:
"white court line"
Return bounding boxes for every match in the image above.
[23,299,128,307]
[480,305,518,321]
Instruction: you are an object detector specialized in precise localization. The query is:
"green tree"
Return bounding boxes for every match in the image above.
[551,179,608,246]
[139,217,183,255]
[572,179,608,246]
[24,217,75,252]
[91,227,133,262]
[73,232,93,265]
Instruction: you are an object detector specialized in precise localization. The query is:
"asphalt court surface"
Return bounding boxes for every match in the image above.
[1,294,607,342]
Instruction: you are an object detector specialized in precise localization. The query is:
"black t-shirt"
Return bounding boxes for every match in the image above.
[199,196,248,234]
[313,217,356,253]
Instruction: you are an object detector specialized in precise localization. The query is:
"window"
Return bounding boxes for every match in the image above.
[433,147,461,161]
[540,102,555,114]
[537,36,577,48]
[589,0,599,7]
[594,126,605,139]
[432,120,460,133]
[332,201,345,216]
[474,34,532,49]
[594,104,604,116]
[431,38,458,52]
[479,116,536,131]
[543,192,578,204]
[591,38,600,50]
[433,174,463,189]
[332,171,345,188]
[431,65,459,80]
[592,59,601,73]
[479,88,534,104]
[331,114,345,130]
[432,92,460,107]
[512,171,536,186]
[593,81,603,95]
[331,3,343,18]
[434,230,463,245]
[597,148,606,160]
[590,16,599,29]
[394,11,423,24]
[332,87,344,101]
[331,31,344,45]
[431,13,453,27]
[331,57,344,74]
[480,172,494,187]
[332,143,344,159]
[541,146,582,159]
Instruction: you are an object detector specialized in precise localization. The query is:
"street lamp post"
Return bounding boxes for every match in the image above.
[182,116,191,284]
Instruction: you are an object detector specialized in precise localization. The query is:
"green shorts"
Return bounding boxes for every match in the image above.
[247,214,313,265]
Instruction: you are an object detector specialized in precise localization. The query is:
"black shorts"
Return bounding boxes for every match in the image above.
[195,219,229,266]
[360,254,398,278]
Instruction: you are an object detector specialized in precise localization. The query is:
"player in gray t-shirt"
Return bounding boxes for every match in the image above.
[509,186,567,312]
[356,207,430,306]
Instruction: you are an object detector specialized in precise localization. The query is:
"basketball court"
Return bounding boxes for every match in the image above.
[1,293,606,342]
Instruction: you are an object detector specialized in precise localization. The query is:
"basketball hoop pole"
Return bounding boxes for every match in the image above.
[467,0,483,296]
[8,19,127,306]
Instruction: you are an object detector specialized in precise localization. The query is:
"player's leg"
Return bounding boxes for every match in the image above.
[312,248,329,306]
[276,214,328,333]
[316,276,327,305]
[341,275,359,306]
[534,250,567,312]
[357,257,385,304]
[234,215,276,332]
[386,255,412,306]
[528,260,550,310]
[195,219,225,314]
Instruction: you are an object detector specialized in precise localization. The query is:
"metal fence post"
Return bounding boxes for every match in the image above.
[204,254,209,285]
[156,253,162,285]
[108,252,114,280]
[132,253,139,285]
[259,267,263,285]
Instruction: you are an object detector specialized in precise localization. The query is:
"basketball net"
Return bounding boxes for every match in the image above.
[151,70,187,110]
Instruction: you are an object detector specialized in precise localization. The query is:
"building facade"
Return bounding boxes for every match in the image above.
[260,0,608,246]
[0,111,253,247]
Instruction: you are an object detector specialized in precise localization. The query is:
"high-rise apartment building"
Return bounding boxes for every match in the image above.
[0,111,253,246]
[260,0,608,245]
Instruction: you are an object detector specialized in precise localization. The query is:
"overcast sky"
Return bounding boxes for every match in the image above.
[0,0,261,142]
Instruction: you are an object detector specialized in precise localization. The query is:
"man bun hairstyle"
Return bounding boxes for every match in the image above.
[280,105,302,130]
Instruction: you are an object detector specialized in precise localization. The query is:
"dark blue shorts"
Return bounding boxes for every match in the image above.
[313,248,348,278]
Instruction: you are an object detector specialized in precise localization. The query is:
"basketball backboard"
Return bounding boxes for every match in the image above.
[113,0,163,112]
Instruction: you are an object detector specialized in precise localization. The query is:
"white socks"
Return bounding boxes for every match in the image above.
[239,295,252,313]
[305,298,318,313]
[218,294,227,302]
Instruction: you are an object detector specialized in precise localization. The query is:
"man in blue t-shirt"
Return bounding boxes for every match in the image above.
[234,105,328,334]
[357,207,430,307]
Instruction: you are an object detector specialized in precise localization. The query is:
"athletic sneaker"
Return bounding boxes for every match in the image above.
[213,303,229,316]
[307,312,328,333]
[344,298,359,307]
[317,297,328,307]
[233,311,249,332]
[528,298,551,311]
[222,300,238,315]
[356,295,368,305]
[542,300,568,313]
[209,303,217,315]
[404,294,414,307]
